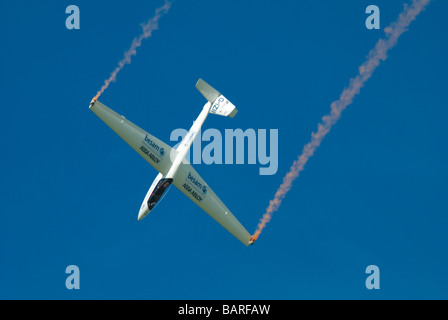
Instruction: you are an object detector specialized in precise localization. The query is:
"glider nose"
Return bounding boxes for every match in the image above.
[138,204,149,221]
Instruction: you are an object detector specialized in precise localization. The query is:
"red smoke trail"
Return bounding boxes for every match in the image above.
[93,1,172,101]
[251,0,431,242]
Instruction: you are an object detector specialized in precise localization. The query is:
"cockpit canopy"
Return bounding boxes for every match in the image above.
[147,178,173,210]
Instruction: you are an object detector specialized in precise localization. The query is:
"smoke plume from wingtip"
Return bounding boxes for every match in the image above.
[93,0,172,101]
[252,0,431,242]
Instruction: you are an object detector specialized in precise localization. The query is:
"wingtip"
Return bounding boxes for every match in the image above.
[249,235,256,246]
[89,98,97,109]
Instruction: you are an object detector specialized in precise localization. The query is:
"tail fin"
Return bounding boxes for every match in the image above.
[196,78,238,118]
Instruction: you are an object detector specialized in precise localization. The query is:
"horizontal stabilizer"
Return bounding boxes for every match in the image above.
[196,78,221,104]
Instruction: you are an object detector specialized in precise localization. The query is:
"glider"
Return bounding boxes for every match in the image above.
[90,79,255,246]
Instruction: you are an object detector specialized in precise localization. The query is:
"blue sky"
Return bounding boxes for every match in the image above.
[1,0,447,299]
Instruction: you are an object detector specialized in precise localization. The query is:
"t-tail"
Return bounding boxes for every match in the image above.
[196,78,238,118]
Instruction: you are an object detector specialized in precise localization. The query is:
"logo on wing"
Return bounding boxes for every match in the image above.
[187,172,208,197]
[143,135,165,158]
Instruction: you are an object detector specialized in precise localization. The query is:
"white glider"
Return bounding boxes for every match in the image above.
[90,79,255,246]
